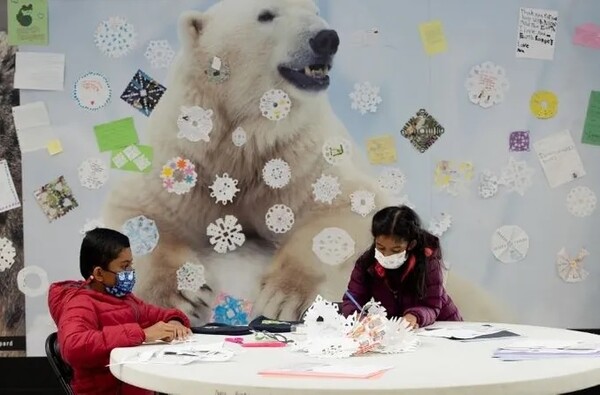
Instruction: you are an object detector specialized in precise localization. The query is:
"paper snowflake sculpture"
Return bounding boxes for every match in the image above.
[207,215,246,253]
[499,157,535,196]
[121,215,160,257]
[478,170,500,199]
[209,173,240,205]
[312,174,342,204]
[557,248,590,283]
[0,237,16,272]
[265,204,295,234]
[377,167,406,195]
[262,158,291,189]
[176,262,206,292]
[79,218,105,235]
[566,186,597,218]
[465,61,509,108]
[428,213,452,237]
[322,138,352,165]
[94,16,137,58]
[78,158,109,190]
[231,127,247,147]
[349,190,376,217]
[177,106,214,143]
[349,81,382,114]
[312,227,355,266]
[144,40,175,69]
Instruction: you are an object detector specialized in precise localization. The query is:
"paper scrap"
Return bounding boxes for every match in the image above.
[14,52,65,91]
[533,130,586,188]
[419,20,447,55]
[0,160,21,214]
[46,140,63,155]
[11,101,55,152]
[94,117,139,152]
[573,23,600,50]
[516,8,558,60]
[582,91,600,146]
[366,135,397,165]
[8,0,48,46]
[111,145,153,172]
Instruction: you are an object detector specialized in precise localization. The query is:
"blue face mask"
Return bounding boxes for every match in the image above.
[104,270,136,297]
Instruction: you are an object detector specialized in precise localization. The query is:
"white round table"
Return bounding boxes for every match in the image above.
[110,322,600,395]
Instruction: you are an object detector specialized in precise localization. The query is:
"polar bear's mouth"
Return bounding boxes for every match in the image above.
[278,64,332,91]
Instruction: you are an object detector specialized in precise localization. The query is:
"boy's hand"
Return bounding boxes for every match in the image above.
[143,321,179,342]
[168,320,192,340]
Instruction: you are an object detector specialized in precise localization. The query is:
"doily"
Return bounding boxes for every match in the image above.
[160,157,198,195]
[176,262,206,292]
[177,106,214,143]
[557,247,589,283]
[144,40,175,69]
[94,16,137,58]
[509,131,530,152]
[322,138,352,165]
[312,174,342,204]
[491,225,529,264]
[209,173,240,205]
[78,158,109,190]
[312,227,355,266]
[434,161,474,196]
[205,56,230,84]
[0,237,16,272]
[73,72,111,111]
[232,127,247,147]
[265,204,295,234]
[262,158,291,189]
[17,265,49,297]
[79,218,105,235]
[464,61,509,108]
[499,157,535,196]
[400,109,445,153]
[349,190,376,217]
[207,215,246,253]
[566,186,596,217]
[530,90,558,119]
[121,215,160,257]
[478,170,499,199]
[377,167,406,195]
[260,89,292,121]
[349,81,382,114]
[428,213,452,237]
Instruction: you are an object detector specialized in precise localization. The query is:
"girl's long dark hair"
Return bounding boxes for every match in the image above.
[356,205,441,298]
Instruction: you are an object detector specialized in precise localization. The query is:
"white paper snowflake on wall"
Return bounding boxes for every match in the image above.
[94,16,137,58]
[499,157,535,196]
[265,204,295,234]
[260,89,292,121]
[78,158,109,190]
[79,218,105,235]
[144,40,175,69]
[428,213,452,237]
[176,262,206,292]
[0,237,16,272]
[377,167,406,195]
[322,138,352,165]
[556,248,589,283]
[207,215,246,253]
[478,170,500,199]
[465,61,509,108]
[312,227,356,266]
[566,186,597,218]
[349,190,376,217]
[209,173,240,205]
[17,265,49,297]
[231,127,247,147]
[262,158,291,189]
[177,106,214,143]
[349,82,382,114]
[396,194,415,209]
[491,225,529,264]
[312,174,342,204]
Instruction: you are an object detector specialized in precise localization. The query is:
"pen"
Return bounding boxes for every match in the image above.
[344,290,362,311]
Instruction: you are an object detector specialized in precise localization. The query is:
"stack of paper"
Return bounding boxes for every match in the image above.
[418,325,519,341]
[493,339,600,361]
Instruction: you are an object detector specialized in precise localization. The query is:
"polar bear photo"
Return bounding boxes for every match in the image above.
[104,0,510,326]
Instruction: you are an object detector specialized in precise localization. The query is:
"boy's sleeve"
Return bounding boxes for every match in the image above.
[403,257,444,327]
[341,264,370,317]
[58,298,145,369]
[138,299,191,327]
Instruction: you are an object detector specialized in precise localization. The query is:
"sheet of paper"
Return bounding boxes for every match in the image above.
[7,0,49,46]
[94,117,139,152]
[0,160,21,214]
[582,91,600,146]
[110,144,153,172]
[366,135,397,164]
[46,139,63,155]
[515,8,558,60]
[14,52,65,91]
[534,130,586,188]
[419,20,447,55]
[573,23,600,49]
[11,102,55,152]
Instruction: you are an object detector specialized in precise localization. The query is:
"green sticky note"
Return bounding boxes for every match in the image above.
[8,0,49,46]
[582,91,600,146]
[110,145,154,173]
[94,117,139,152]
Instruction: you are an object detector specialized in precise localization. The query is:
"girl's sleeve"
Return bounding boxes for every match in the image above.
[403,257,444,327]
[341,264,370,317]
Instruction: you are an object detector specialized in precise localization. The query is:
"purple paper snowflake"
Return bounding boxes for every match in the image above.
[509,131,530,152]
[120,69,166,117]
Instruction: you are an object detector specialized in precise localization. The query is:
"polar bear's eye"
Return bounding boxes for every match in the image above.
[258,10,276,23]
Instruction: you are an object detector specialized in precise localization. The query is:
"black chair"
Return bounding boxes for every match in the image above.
[45,332,74,395]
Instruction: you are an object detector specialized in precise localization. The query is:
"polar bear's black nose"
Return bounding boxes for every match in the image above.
[310,29,340,56]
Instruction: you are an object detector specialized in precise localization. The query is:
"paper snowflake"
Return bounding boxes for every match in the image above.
[557,248,589,283]
[530,90,558,119]
[176,262,206,292]
[490,225,529,264]
[322,138,352,165]
[400,109,445,153]
[160,157,197,195]
[73,72,111,111]
[212,292,253,326]
[121,215,159,256]
[396,194,415,209]
[349,190,376,217]
[349,82,382,114]
[144,40,175,69]
[231,127,247,147]
[17,265,49,298]
[262,158,291,189]
[434,161,474,196]
[302,295,345,333]
[465,61,509,108]
[312,174,342,204]
[428,213,452,237]
[79,218,105,235]
[377,167,406,195]
[509,131,530,152]
[499,157,535,196]
[205,56,231,84]
[566,186,597,217]
[0,237,16,272]
[33,176,79,222]
[209,173,240,205]
[78,158,109,190]
[120,69,166,117]
[260,89,292,121]
[207,215,246,253]
[94,16,137,58]
[312,227,355,266]
[265,204,295,234]
[478,170,499,199]
[177,106,214,142]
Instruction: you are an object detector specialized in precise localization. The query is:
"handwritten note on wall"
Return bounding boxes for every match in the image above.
[516,7,558,60]
[534,130,586,188]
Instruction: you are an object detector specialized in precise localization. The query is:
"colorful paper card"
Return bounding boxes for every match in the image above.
[573,23,600,49]
[515,7,558,60]
[366,135,397,164]
[46,139,63,155]
[582,91,600,146]
[7,0,49,46]
[94,117,139,152]
[534,130,586,188]
[110,144,153,173]
[418,20,447,55]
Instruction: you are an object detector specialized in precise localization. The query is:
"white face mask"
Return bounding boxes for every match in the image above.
[374,248,407,270]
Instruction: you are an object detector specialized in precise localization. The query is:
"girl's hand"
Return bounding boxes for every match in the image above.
[403,313,419,329]
[168,320,192,340]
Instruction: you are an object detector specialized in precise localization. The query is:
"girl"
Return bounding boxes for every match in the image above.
[342,205,462,328]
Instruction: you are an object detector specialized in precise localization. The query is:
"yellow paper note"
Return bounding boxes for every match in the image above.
[47,139,63,155]
[419,20,447,55]
[366,135,397,165]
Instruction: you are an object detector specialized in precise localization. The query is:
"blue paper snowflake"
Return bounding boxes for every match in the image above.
[120,69,166,117]
[121,215,159,256]
[212,293,252,325]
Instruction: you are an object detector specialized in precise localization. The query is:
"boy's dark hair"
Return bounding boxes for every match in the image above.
[79,228,130,279]
[357,205,441,298]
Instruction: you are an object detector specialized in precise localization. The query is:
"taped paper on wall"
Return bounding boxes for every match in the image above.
[533,130,586,188]
[515,7,558,60]
[11,101,55,152]
[0,160,21,214]
[14,52,65,91]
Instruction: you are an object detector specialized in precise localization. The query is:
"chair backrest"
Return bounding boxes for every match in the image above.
[45,332,74,395]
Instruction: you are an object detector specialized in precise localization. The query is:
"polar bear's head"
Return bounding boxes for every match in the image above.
[176,0,339,107]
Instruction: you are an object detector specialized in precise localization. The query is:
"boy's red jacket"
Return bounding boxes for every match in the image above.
[48,280,190,395]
